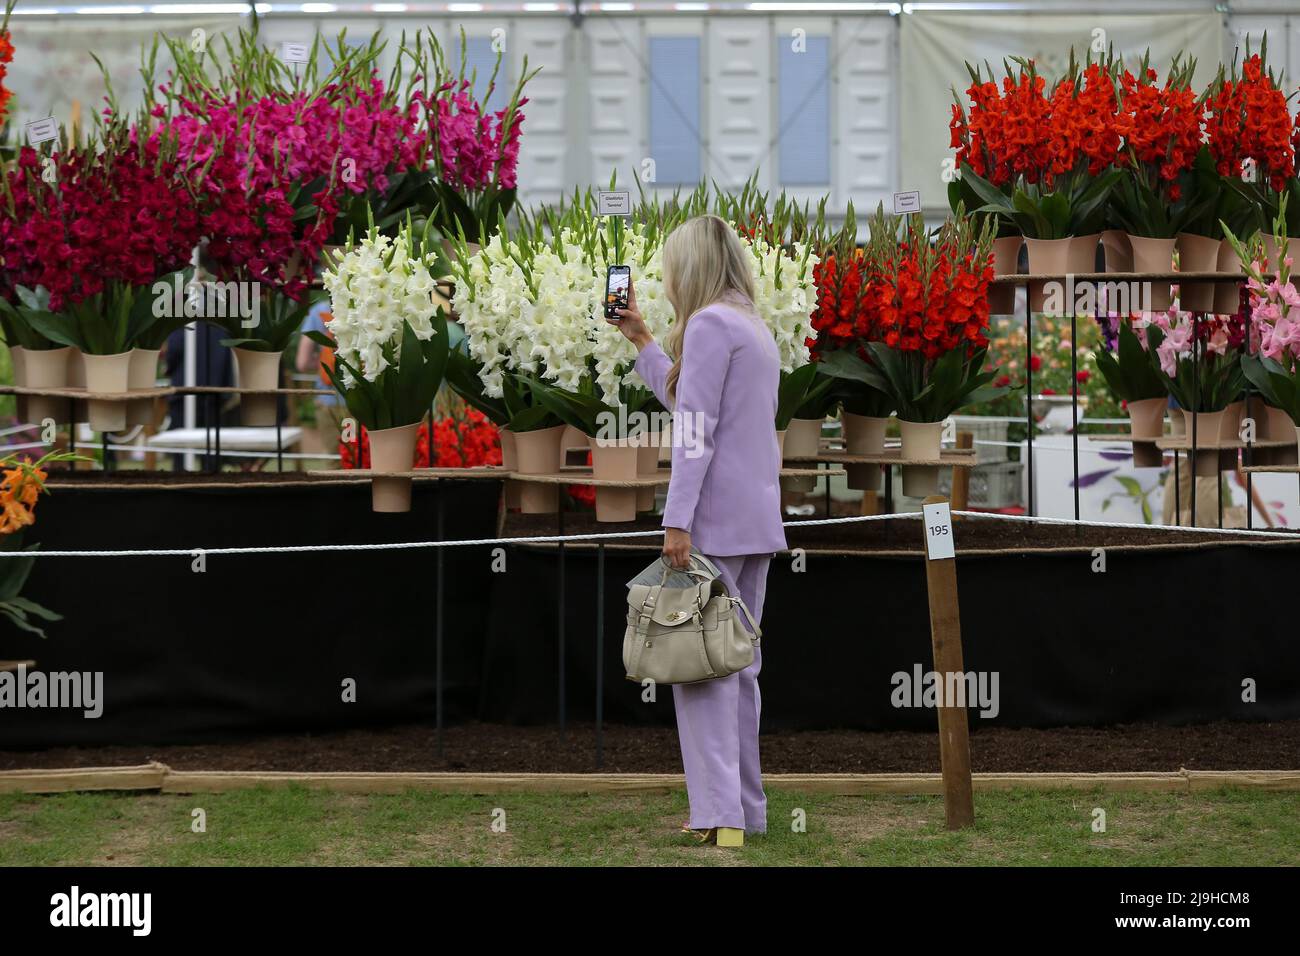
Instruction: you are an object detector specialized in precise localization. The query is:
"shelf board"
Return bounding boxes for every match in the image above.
[784,449,978,468]
[508,470,671,488]
[990,270,1250,285]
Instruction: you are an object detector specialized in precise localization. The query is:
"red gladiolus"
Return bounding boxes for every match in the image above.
[0,128,206,313]
[340,409,503,470]
[1205,53,1295,193]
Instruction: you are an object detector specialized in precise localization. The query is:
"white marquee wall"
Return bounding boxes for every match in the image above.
[5,3,1300,221]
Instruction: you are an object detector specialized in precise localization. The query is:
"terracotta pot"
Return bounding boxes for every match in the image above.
[1214,239,1246,315]
[65,348,87,423]
[22,345,73,427]
[901,465,940,498]
[368,421,421,513]
[781,417,822,493]
[989,235,1022,315]
[842,412,888,491]
[1181,409,1225,477]
[591,442,638,522]
[898,419,944,497]
[232,348,283,427]
[514,423,564,513]
[8,345,27,423]
[898,419,944,462]
[1175,232,1221,313]
[19,343,74,426]
[590,441,638,481]
[66,347,85,387]
[1126,397,1167,441]
[783,417,823,459]
[635,434,661,511]
[842,412,888,454]
[1125,396,1166,467]
[1128,235,1177,311]
[1069,232,1101,273]
[1100,229,1133,273]
[498,426,523,510]
[560,424,589,467]
[1263,404,1296,443]
[594,487,637,522]
[1218,400,1244,442]
[82,351,133,432]
[126,347,161,428]
[1024,237,1071,314]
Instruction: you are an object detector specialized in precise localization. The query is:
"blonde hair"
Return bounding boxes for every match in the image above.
[662,214,756,401]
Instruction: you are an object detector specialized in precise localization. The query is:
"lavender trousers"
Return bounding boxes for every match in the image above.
[673,552,771,833]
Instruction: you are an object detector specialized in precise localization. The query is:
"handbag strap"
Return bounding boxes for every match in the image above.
[730,596,762,640]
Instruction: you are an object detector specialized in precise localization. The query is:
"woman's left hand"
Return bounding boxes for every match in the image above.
[663,527,692,569]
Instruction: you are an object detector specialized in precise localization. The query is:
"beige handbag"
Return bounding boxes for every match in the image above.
[623,553,761,685]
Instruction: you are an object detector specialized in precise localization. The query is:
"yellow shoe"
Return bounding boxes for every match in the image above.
[714,827,744,848]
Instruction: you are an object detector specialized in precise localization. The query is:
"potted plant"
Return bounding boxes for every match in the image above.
[0,295,72,427]
[1093,321,1170,465]
[958,58,1122,313]
[1172,147,1255,313]
[0,113,206,432]
[1227,203,1300,452]
[0,450,81,640]
[1110,54,1205,311]
[449,229,571,513]
[403,28,538,247]
[824,210,1010,496]
[1142,310,1246,475]
[314,220,450,512]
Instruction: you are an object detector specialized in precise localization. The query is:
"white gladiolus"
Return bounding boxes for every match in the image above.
[449,213,820,404]
[742,235,819,373]
[323,231,441,387]
[451,235,532,398]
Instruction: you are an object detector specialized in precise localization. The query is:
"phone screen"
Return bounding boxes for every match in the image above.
[605,266,630,320]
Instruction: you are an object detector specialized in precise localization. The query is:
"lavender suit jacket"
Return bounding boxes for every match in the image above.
[634,302,787,557]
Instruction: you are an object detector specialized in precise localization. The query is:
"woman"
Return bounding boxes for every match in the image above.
[611,214,786,846]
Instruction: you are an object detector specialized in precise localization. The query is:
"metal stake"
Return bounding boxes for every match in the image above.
[595,541,605,769]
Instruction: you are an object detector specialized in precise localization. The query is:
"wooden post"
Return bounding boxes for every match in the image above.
[920,495,975,830]
[859,489,879,515]
[951,432,973,516]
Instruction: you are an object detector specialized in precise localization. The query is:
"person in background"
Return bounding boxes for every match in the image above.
[610,214,786,848]
[295,297,344,458]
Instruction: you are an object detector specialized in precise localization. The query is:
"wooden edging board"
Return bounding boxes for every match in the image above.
[2,765,1299,796]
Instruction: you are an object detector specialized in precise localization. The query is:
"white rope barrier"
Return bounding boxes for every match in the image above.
[947,509,1298,539]
[1,506,1295,559]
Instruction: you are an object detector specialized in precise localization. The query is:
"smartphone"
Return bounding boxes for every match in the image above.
[604,264,630,321]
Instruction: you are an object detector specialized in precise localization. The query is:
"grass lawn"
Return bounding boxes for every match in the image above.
[0,785,1295,866]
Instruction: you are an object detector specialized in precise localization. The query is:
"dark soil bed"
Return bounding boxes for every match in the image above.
[43,470,356,486]
[2,720,1297,774]
[504,511,1300,555]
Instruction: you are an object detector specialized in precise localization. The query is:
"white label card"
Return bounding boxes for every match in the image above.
[922,501,955,561]
[25,117,58,145]
[597,189,631,217]
[892,190,921,215]
[280,41,310,64]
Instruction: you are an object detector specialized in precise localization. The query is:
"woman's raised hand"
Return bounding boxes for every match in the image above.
[610,277,653,351]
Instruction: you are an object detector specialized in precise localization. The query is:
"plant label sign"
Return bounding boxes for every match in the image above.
[892,190,921,215]
[280,41,311,64]
[25,117,58,146]
[597,190,632,218]
[922,501,955,561]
